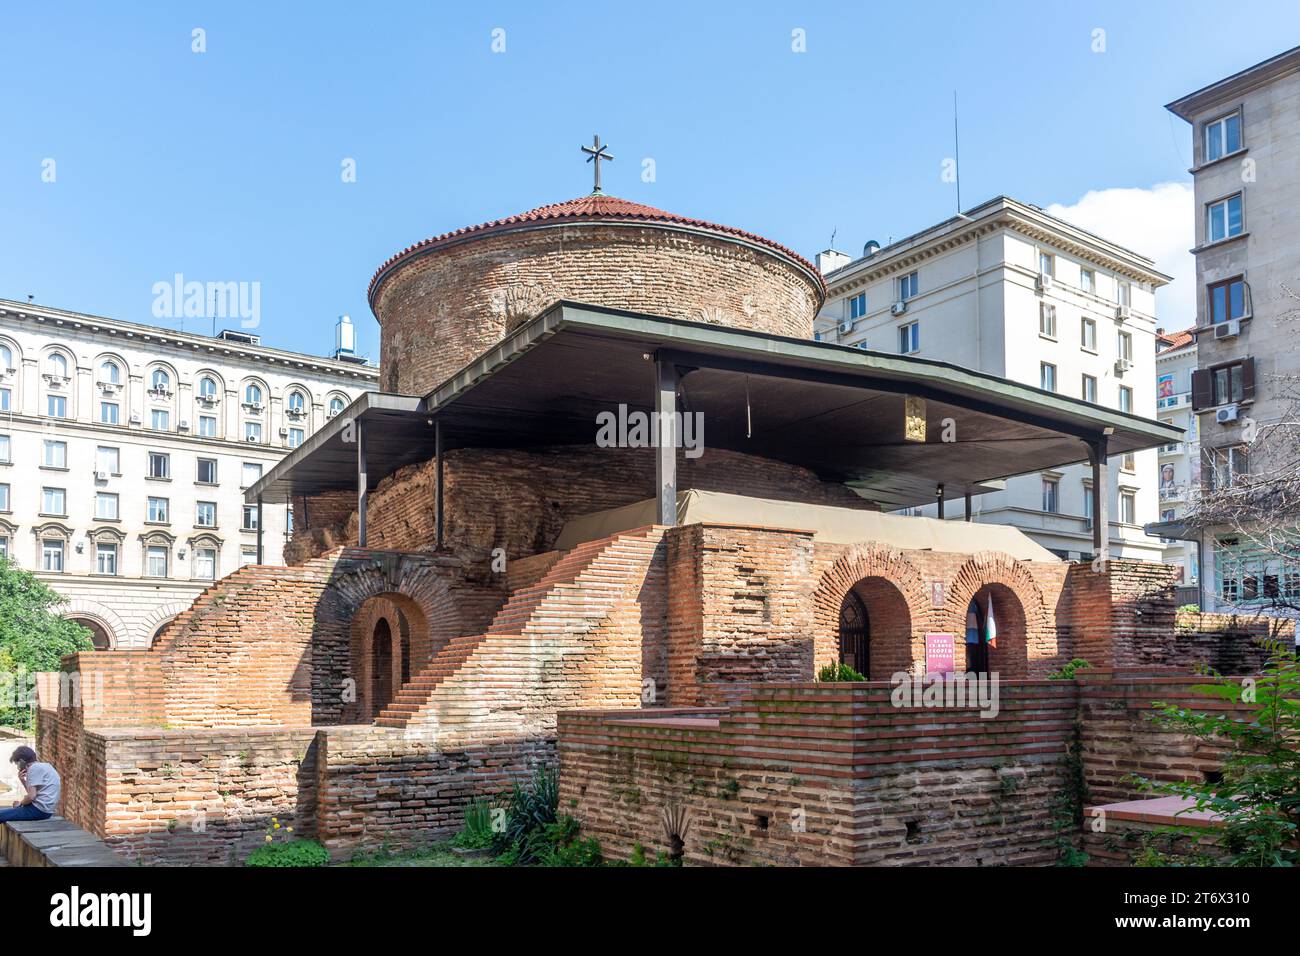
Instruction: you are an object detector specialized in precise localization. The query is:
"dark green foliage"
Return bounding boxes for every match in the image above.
[495,767,560,865]
[817,661,867,682]
[0,558,93,729]
[244,838,331,867]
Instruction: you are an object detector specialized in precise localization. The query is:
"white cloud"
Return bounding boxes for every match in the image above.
[1045,182,1195,330]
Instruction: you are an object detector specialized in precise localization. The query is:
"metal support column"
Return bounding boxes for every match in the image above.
[654,357,678,526]
[357,418,368,548]
[964,491,972,522]
[256,494,264,564]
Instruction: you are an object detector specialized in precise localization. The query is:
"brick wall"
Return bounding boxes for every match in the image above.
[560,682,1080,866]
[371,223,823,395]
[314,727,552,854]
[289,444,874,569]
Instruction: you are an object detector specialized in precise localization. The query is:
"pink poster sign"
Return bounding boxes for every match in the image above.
[925,634,955,677]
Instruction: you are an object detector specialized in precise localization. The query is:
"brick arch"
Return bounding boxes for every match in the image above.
[812,545,932,674]
[313,554,467,724]
[941,552,1053,679]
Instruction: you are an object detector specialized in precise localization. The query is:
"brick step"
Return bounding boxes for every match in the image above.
[374,526,663,728]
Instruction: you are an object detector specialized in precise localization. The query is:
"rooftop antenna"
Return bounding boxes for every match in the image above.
[26,294,33,304]
[953,90,963,216]
[830,226,837,249]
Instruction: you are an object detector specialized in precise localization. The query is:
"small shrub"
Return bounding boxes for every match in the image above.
[496,767,560,865]
[1048,658,1093,680]
[817,661,867,682]
[531,816,603,867]
[1177,603,1201,614]
[245,838,330,868]
[451,798,499,850]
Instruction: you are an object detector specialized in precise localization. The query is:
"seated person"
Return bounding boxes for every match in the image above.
[0,746,60,822]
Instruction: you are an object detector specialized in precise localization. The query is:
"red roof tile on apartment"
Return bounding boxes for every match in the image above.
[1157,327,1196,352]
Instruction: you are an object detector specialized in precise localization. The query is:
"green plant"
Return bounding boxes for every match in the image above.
[1142,641,1300,866]
[1048,658,1093,680]
[245,830,329,868]
[1177,604,1201,614]
[531,815,603,867]
[451,798,499,850]
[817,661,867,682]
[496,767,560,865]
[1051,721,1089,866]
[0,558,93,730]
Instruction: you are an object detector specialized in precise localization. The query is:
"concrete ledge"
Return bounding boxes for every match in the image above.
[1,817,127,867]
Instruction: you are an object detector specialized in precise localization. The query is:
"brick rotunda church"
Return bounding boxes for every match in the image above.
[36,166,1270,865]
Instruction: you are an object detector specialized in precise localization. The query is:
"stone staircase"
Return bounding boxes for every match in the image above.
[374,526,665,731]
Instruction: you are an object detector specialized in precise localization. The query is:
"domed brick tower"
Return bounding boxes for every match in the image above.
[367,194,826,395]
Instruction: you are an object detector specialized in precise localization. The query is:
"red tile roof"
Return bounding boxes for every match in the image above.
[1157,327,1196,352]
[368,194,825,306]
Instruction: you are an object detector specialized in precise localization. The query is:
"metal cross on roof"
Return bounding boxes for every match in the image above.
[581,135,613,194]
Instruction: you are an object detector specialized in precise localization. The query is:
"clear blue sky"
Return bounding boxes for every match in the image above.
[2,1,1297,357]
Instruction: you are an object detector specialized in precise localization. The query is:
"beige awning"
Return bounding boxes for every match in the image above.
[553,489,1060,562]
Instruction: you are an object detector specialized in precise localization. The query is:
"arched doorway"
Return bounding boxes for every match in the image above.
[835,576,915,679]
[838,591,869,674]
[963,583,1028,676]
[371,618,395,714]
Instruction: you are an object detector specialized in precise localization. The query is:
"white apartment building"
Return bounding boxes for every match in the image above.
[0,299,376,648]
[1154,328,1200,588]
[1166,45,1300,615]
[813,196,1170,562]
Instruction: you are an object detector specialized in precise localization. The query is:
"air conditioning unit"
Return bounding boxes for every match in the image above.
[94,470,109,482]
[178,420,190,431]
[839,319,853,335]
[245,435,259,442]
[1114,305,1130,322]
[129,413,141,425]
[100,382,118,394]
[891,300,908,316]
[1216,404,1240,424]
[1036,273,1053,292]
[1213,319,1241,340]
[278,427,289,437]
[1114,358,1132,375]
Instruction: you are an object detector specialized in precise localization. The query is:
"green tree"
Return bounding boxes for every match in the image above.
[0,557,92,729]
[1145,641,1300,866]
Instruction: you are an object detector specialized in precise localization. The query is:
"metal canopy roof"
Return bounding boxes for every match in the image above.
[249,302,1182,508]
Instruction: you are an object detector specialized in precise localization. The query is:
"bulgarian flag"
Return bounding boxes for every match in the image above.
[985,593,997,649]
[965,602,980,644]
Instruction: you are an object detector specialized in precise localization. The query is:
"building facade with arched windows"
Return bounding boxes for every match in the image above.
[0,300,376,648]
